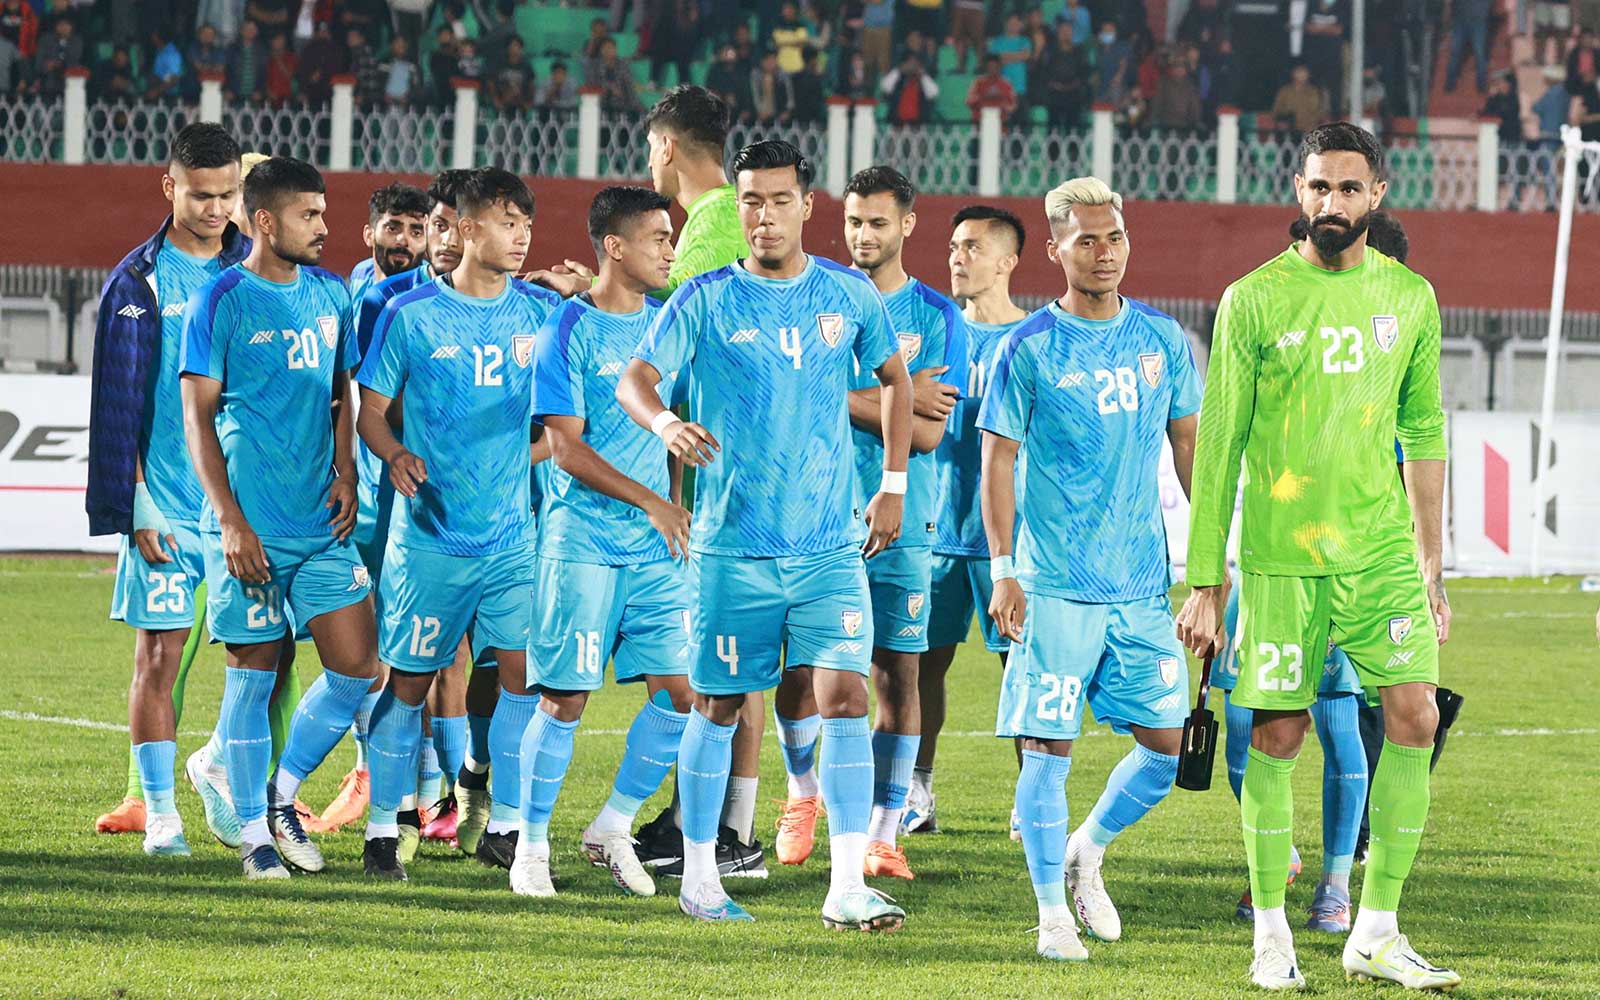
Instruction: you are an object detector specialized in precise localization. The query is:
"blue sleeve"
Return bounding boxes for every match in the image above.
[334,281,360,372]
[936,303,969,395]
[533,302,585,420]
[356,283,390,359]
[357,298,409,398]
[180,283,225,381]
[636,281,700,375]
[977,333,1034,441]
[852,279,897,374]
[1168,320,1202,419]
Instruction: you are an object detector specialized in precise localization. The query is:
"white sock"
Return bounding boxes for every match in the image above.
[240,817,270,851]
[202,729,226,774]
[366,819,399,839]
[912,765,933,796]
[145,811,184,839]
[828,831,868,898]
[269,768,301,805]
[400,793,416,812]
[1350,907,1399,944]
[787,768,819,799]
[486,817,516,835]
[592,804,633,835]
[1039,901,1073,926]
[1253,905,1293,949]
[721,776,758,844]
[1068,826,1106,867]
[681,837,720,894]
[464,755,489,775]
[866,804,901,846]
[514,834,550,862]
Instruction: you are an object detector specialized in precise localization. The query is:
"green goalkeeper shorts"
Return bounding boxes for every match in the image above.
[1231,553,1439,711]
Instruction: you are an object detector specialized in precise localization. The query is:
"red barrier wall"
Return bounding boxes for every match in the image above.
[5,163,1593,311]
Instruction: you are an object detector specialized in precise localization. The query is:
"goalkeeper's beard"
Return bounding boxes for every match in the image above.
[1304,210,1370,259]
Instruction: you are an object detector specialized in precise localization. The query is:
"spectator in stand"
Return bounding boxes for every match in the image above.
[1151,48,1203,129]
[609,0,648,33]
[1534,64,1568,138]
[1179,41,1214,115]
[880,49,938,125]
[429,27,459,107]
[1177,0,1224,45]
[492,35,536,113]
[732,22,757,74]
[860,0,893,79]
[1481,69,1522,145]
[196,0,245,43]
[950,0,985,72]
[226,19,267,102]
[1037,19,1090,127]
[29,13,80,98]
[706,43,751,116]
[583,18,611,61]
[791,46,826,122]
[836,46,871,99]
[186,23,230,102]
[1302,0,1345,112]
[1574,61,1600,140]
[748,48,793,123]
[1094,19,1134,107]
[1361,64,1386,119]
[295,21,345,105]
[1271,61,1328,132]
[347,26,384,107]
[1565,30,1600,95]
[245,0,291,35]
[1056,0,1092,44]
[967,53,1019,124]
[1230,0,1289,111]
[1445,0,1492,94]
[1531,0,1572,65]
[474,0,519,73]
[990,13,1032,105]
[335,0,389,44]
[264,30,296,104]
[0,0,39,93]
[145,27,185,102]
[536,59,578,110]
[771,1,815,74]
[456,38,483,85]
[382,33,420,108]
[587,36,642,112]
[92,43,142,102]
[389,0,432,54]
[650,0,700,89]
[901,0,943,64]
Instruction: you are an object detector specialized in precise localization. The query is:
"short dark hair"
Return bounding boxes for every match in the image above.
[730,139,813,191]
[951,204,1026,254]
[644,85,732,160]
[427,168,474,211]
[367,182,430,225]
[456,166,534,219]
[243,156,324,218]
[844,165,916,211]
[169,122,241,170]
[1299,121,1386,181]
[1366,209,1409,263]
[588,185,672,255]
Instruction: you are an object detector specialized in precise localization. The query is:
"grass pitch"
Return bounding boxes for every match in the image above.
[1,556,1596,999]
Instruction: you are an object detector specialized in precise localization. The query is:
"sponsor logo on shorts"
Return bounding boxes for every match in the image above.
[249,330,275,345]
[906,592,925,619]
[161,303,184,317]
[1139,351,1164,388]
[817,313,844,348]
[896,625,923,638]
[832,640,863,655]
[1158,656,1180,687]
[1388,615,1412,645]
[1372,315,1399,353]
[350,565,370,591]
[1054,371,1087,389]
[1386,650,1415,668]
[316,315,338,350]
[897,332,922,362]
[430,344,462,360]
[1154,692,1182,712]
[841,610,863,637]
[512,334,535,368]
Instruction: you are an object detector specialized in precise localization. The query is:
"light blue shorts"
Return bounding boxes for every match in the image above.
[1210,577,1362,698]
[111,517,207,631]
[529,556,691,692]
[866,546,933,654]
[926,552,1009,652]
[202,530,370,645]
[996,591,1189,742]
[689,544,873,696]
[352,477,395,588]
[378,540,535,674]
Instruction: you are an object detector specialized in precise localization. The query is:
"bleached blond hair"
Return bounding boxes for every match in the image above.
[239,151,270,177]
[1044,176,1123,229]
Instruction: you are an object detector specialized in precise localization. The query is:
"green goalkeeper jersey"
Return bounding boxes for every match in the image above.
[1186,245,1446,586]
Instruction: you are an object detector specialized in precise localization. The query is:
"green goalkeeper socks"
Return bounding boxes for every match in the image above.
[1241,746,1297,910]
[1361,739,1432,911]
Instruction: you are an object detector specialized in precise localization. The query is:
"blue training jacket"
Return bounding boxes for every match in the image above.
[85,216,251,536]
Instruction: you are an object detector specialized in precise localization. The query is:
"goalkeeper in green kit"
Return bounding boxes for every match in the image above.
[1176,123,1459,993]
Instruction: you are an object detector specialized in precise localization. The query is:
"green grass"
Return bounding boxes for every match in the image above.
[2,558,1597,998]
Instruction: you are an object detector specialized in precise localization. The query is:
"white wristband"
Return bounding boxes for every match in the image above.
[879,469,908,495]
[990,555,1016,581]
[650,410,683,439]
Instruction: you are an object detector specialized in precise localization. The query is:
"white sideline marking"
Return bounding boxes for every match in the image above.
[1,709,1593,741]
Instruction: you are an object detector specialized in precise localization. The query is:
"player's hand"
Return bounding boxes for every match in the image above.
[1428,576,1451,645]
[862,491,903,558]
[1176,583,1228,658]
[133,527,178,565]
[524,260,594,297]
[220,514,271,585]
[388,448,428,498]
[661,421,720,467]
[645,497,692,560]
[327,475,359,540]
[989,576,1026,642]
[911,366,960,420]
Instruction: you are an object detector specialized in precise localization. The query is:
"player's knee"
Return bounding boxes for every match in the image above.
[1133,725,1183,757]
[539,689,588,722]
[1252,711,1311,758]
[133,630,185,684]
[695,692,743,725]
[653,676,693,714]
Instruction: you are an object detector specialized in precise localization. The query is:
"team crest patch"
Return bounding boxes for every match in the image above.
[512,334,535,368]
[817,313,845,348]
[897,332,922,362]
[316,315,338,350]
[1158,656,1180,687]
[350,565,370,591]
[906,592,925,620]
[1138,352,1164,388]
[841,609,863,637]
[1388,615,1412,645]
[1372,315,1399,353]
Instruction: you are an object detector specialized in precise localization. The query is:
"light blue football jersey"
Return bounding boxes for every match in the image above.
[635,255,898,557]
[347,256,378,306]
[143,241,223,521]
[180,264,358,538]
[934,316,1028,557]
[354,263,433,493]
[533,295,679,566]
[977,297,1202,603]
[358,275,560,556]
[848,277,967,551]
